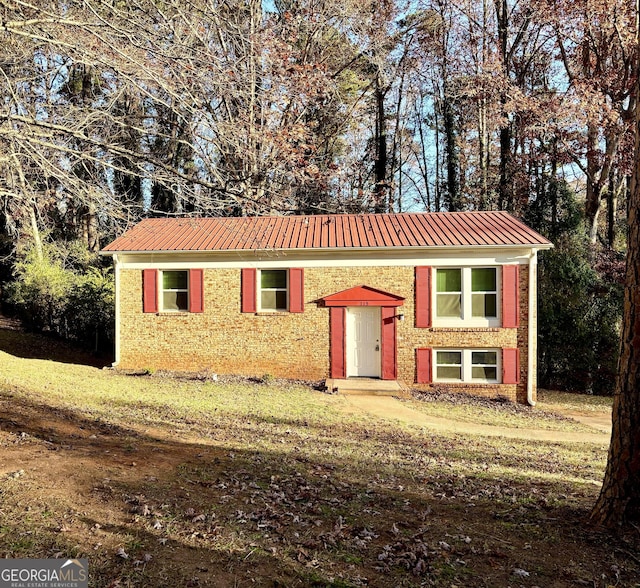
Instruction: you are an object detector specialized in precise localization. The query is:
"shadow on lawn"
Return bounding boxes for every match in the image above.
[1,394,639,587]
[0,324,113,368]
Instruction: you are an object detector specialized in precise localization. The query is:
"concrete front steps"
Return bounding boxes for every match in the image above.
[325,378,411,398]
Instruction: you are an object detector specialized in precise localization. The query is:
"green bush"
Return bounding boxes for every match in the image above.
[65,267,115,350]
[7,243,75,333]
[6,241,114,352]
[528,180,624,394]
[537,234,622,394]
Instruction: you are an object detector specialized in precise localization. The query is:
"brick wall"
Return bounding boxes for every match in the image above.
[117,263,533,403]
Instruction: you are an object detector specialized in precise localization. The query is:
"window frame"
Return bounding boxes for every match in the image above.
[435,268,462,319]
[434,349,463,381]
[160,269,190,313]
[434,348,501,384]
[258,269,289,312]
[433,266,501,327]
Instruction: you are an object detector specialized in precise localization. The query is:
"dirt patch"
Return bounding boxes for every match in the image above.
[0,395,250,587]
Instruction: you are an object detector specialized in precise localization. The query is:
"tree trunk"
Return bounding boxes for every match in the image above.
[550,149,558,239]
[434,91,442,212]
[10,150,43,260]
[477,0,490,211]
[28,205,43,261]
[82,202,99,252]
[495,0,512,212]
[498,123,511,211]
[590,58,640,526]
[374,82,388,213]
[442,82,460,211]
[585,121,602,242]
[478,94,489,210]
[607,173,617,248]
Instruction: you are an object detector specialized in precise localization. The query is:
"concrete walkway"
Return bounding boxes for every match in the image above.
[326,378,410,397]
[340,394,612,444]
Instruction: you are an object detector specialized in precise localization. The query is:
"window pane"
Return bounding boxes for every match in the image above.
[437,351,462,365]
[485,293,497,317]
[163,291,188,311]
[163,270,187,290]
[436,268,461,292]
[437,366,462,380]
[472,351,497,365]
[261,270,287,289]
[261,290,277,309]
[472,366,497,380]
[471,268,496,291]
[275,290,287,309]
[437,294,461,317]
[261,290,287,310]
[472,293,497,317]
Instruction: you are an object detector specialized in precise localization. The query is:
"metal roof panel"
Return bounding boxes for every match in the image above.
[102,212,552,253]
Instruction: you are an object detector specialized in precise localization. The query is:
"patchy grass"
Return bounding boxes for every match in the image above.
[407,389,596,432]
[539,389,614,413]
[0,341,637,587]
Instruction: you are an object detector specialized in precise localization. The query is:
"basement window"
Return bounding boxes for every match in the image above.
[435,349,500,383]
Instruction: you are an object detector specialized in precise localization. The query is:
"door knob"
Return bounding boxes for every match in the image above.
[375,344,380,351]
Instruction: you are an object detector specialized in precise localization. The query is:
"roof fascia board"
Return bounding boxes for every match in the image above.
[112,247,541,270]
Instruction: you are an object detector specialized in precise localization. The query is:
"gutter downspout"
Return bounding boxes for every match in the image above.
[113,254,120,367]
[527,249,538,406]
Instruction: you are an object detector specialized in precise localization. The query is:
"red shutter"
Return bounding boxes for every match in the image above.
[330,307,346,379]
[381,307,397,380]
[501,265,520,328]
[241,268,257,313]
[415,266,432,328]
[189,269,204,313]
[289,268,304,313]
[142,269,158,313]
[502,348,520,384]
[416,348,432,383]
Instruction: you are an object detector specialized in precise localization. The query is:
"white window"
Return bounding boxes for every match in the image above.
[435,350,463,380]
[436,268,462,318]
[470,350,499,381]
[434,267,499,326]
[161,270,189,312]
[434,349,500,383]
[259,269,288,311]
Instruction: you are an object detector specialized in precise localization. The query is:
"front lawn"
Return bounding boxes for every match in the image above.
[0,343,636,587]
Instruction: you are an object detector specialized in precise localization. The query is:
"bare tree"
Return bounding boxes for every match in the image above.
[548,0,636,243]
[1,0,378,252]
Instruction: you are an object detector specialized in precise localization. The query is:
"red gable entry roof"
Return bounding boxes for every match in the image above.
[321,285,405,307]
[102,211,552,253]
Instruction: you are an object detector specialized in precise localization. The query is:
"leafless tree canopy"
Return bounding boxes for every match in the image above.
[1,0,635,249]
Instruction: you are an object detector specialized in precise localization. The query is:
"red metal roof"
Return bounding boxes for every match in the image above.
[101,212,552,253]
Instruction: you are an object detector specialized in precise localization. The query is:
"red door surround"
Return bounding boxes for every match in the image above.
[322,286,404,380]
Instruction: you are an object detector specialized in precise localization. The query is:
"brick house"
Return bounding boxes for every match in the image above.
[101,211,552,404]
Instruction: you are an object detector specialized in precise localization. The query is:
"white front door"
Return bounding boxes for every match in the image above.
[346,307,381,377]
